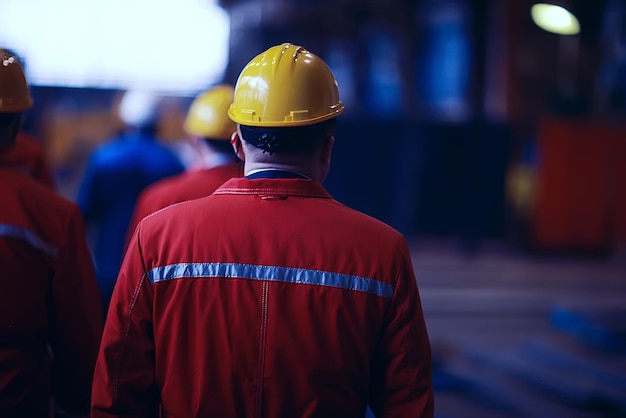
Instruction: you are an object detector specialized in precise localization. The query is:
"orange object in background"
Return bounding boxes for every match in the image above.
[532,118,626,253]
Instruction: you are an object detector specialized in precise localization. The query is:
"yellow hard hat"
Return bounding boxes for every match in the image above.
[0,49,33,113]
[184,84,236,140]
[228,43,344,127]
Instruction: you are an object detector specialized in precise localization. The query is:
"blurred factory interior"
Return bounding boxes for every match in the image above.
[2,0,626,416]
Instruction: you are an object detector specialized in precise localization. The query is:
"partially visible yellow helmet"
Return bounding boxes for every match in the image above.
[0,49,33,113]
[228,43,344,128]
[184,85,236,140]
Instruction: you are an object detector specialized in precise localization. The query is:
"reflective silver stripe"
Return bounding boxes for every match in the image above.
[147,263,394,298]
[0,224,58,257]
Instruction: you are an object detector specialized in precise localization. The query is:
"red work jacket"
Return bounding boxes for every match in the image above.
[92,177,434,418]
[126,162,242,244]
[0,166,103,417]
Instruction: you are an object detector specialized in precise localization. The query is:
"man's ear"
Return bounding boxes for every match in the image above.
[231,130,245,160]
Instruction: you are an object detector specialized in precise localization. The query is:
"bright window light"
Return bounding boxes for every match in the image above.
[0,0,230,95]
[531,3,580,35]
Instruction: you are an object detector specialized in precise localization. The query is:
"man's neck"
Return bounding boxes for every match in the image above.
[244,161,319,181]
[245,168,311,179]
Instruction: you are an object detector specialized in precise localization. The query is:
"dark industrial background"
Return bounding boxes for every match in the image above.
[7,1,626,416]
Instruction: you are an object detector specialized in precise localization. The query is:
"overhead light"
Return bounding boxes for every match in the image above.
[531,3,580,35]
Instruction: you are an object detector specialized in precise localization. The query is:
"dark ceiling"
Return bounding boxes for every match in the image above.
[216,0,621,122]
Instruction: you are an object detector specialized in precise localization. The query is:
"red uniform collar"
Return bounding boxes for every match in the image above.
[214,177,332,199]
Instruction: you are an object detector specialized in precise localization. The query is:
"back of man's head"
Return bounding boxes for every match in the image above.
[238,119,336,161]
[228,43,344,160]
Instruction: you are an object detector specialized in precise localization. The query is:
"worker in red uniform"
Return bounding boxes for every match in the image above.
[0,49,103,417]
[92,43,433,418]
[126,84,242,241]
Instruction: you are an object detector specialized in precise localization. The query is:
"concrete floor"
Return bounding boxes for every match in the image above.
[410,239,626,418]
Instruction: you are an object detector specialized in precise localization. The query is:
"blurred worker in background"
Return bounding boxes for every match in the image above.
[76,90,184,314]
[0,48,55,189]
[0,48,102,418]
[126,84,242,244]
[92,43,433,417]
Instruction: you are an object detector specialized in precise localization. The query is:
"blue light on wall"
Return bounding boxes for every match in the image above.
[416,0,472,120]
[362,27,406,118]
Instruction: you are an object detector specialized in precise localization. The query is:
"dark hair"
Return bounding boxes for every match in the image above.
[240,118,336,156]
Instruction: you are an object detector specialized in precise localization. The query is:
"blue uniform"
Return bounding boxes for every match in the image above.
[77,133,184,309]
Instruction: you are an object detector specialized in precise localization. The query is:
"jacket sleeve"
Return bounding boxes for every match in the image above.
[91,223,159,418]
[49,204,104,414]
[369,237,434,418]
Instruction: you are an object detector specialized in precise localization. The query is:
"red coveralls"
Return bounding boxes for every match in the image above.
[92,177,434,418]
[0,166,103,417]
[126,162,242,242]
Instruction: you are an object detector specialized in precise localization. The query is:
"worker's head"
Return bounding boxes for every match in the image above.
[228,43,344,181]
[0,48,33,151]
[184,84,237,156]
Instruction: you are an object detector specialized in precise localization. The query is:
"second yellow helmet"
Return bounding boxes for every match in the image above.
[184,85,236,140]
[228,43,344,128]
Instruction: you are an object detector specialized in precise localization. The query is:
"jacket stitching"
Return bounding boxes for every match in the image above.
[254,281,270,417]
[214,187,331,198]
[112,225,150,407]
